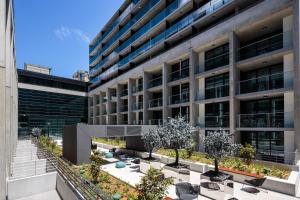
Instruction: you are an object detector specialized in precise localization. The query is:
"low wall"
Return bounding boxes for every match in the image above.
[7,172,57,200]
[56,173,81,200]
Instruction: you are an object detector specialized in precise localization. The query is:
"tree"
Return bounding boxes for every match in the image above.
[204,129,240,175]
[240,143,256,165]
[32,127,42,137]
[158,115,195,166]
[89,150,104,183]
[136,167,173,200]
[141,128,162,160]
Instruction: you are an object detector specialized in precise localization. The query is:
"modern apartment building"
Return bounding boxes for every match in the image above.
[88,0,300,164]
[0,0,18,198]
[73,69,89,82]
[18,64,88,138]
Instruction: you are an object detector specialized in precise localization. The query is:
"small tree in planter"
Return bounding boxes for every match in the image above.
[136,167,173,200]
[204,129,240,178]
[240,143,256,165]
[158,115,195,167]
[141,128,162,160]
[32,127,42,137]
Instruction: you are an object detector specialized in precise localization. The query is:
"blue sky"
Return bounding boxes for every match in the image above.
[15,0,124,78]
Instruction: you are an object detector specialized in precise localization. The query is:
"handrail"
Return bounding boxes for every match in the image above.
[148,98,163,108]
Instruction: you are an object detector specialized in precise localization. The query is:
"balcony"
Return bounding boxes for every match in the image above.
[133,120,143,125]
[110,108,117,114]
[237,112,293,128]
[197,115,229,128]
[120,105,128,112]
[120,89,128,97]
[102,98,108,103]
[237,31,292,61]
[132,84,143,93]
[168,67,189,82]
[169,92,189,105]
[196,84,229,101]
[132,102,143,111]
[148,98,163,108]
[237,71,293,95]
[110,95,117,101]
[149,119,163,125]
[102,110,107,115]
[148,76,162,89]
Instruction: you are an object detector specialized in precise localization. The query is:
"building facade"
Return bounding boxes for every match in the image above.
[73,69,89,82]
[0,0,18,198]
[88,0,300,164]
[18,65,88,138]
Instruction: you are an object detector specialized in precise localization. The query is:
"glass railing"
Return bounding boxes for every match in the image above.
[168,67,189,82]
[110,108,117,114]
[102,98,108,103]
[120,105,128,112]
[102,110,107,115]
[197,115,229,128]
[119,121,128,125]
[110,96,117,101]
[169,92,189,105]
[237,31,292,61]
[132,102,143,110]
[91,0,232,85]
[237,71,293,94]
[132,84,143,93]
[196,84,229,101]
[133,120,143,125]
[149,119,163,125]
[148,98,163,108]
[120,89,128,97]
[237,112,293,128]
[148,76,162,88]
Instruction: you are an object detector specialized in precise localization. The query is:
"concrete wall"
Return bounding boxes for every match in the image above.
[56,173,80,200]
[7,172,57,200]
[0,0,18,199]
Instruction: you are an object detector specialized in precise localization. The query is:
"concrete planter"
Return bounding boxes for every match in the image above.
[163,165,190,184]
[140,160,151,174]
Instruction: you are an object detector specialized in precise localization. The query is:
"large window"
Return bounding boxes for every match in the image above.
[205,73,229,99]
[205,43,229,71]
[205,102,229,127]
[241,131,284,163]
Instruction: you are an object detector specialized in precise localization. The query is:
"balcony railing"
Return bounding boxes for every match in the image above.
[132,102,143,110]
[102,110,107,115]
[103,98,108,103]
[148,98,163,108]
[168,67,189,82]
[237,112,293,128]
[133,120,143,125]
[120,105,128,112]
[237,71,293,94]
[237,31,292,61]
[148,76,162,89]
[110,95,117,101]
[149,119,163,125]
[197,115,229,128]
[169,92,189,105]
[120,89,128,97]
[196,84,229,101]
[132,84,143,93]
[110,108,117,114]
[203,52,230,72]
[119,121,128,125]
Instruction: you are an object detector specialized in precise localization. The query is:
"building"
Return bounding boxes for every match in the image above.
[18,64,89,138]
[73,69,89,82]
[88,0,300,164]
[24,63,51,75]
[0,0,18,198]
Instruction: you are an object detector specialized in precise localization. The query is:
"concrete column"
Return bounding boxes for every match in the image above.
[163,63,170,121]
[198,103,205,127]
[128,79,133,125]
[189,50,198,126]
[293,0,300,158]
[284,131,295,164]
[229,31,240,142]
[92,95,97,124]
[117,84,121,124]
[198,52,205,74]
[143,72,149,124]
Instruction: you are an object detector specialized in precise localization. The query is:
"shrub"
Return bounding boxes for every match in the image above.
[136,168,173,200]
[240,144,256,165]
[89,150,104,184]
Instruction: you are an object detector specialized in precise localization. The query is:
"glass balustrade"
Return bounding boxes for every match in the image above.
[121,89,128,97]
[237,71,293,94]
[148,98,163,108]
[133,120,143,125]
[132,84,143,93]
[120,105,128,112]
[169,92,189,105]
[196,84,229,101]
[149,119,163,125]
[197,115,229,128]
[237,112,293,128]
[132,102,143,110]
[168,67,189,82]
[148,76,162,88]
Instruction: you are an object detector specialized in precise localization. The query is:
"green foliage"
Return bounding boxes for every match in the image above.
[92,137,126,148]
[89,150,105,184]
[240,144,256,165]
[38,135,62,156]
[136,167,173,200]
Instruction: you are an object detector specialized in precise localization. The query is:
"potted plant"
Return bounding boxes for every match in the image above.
[201,129,240,200]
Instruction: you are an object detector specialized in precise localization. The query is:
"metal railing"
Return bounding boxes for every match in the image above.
[195,84,229,101]
[120,89,128,97]
[195,52,229,74]
[168,67,189,82]
[132,84,143,93]
[120,105,128,112]
[132,102,143,110]
[149,119,163,125]
[148,76,162,88]
[169,92,189,105]
[148,98,163,108]
[237,112,294,128]
[133,120,143,125]
[196,115,229,128]
[237,71,293,94]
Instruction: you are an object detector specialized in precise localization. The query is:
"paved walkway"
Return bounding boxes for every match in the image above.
[16,190,61,200]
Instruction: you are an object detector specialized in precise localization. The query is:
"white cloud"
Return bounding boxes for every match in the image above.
[54,26,91,43]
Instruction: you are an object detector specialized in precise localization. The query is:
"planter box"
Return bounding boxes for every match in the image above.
[200,170,234,200]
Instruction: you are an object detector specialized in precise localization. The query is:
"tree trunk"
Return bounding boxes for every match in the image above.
[175,149,179,166]
[214,159,219,175]
[149,149,152,159]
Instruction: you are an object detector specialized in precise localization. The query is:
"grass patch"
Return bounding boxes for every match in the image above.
[93,137,126,148]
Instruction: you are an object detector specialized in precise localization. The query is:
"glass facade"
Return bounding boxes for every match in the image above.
[205,73,229,99]
[205,43,229,71]
[205,102,229,128]
[241,131,284,163]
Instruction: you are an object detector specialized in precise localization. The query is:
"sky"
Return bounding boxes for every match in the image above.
[15,0,124,78]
